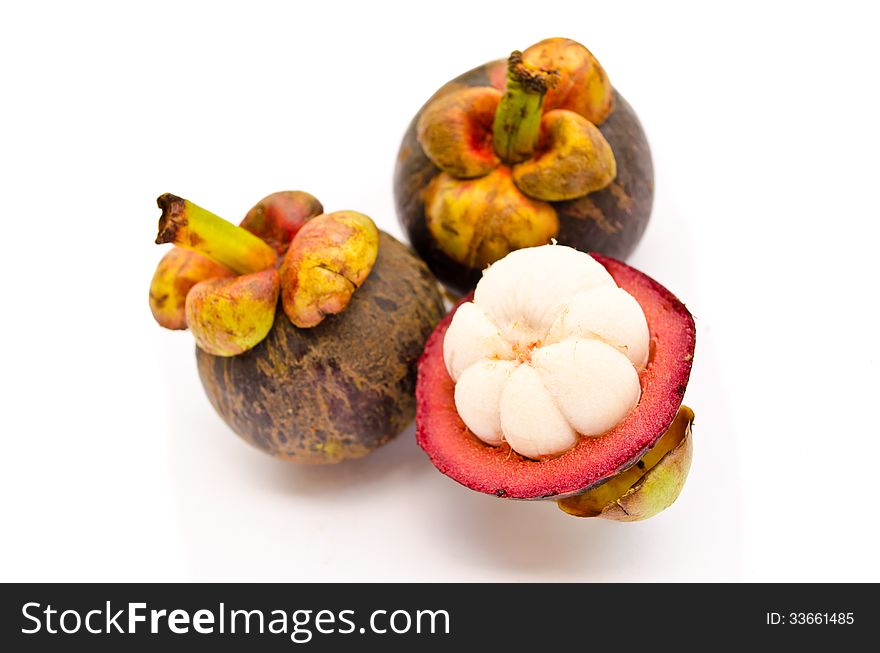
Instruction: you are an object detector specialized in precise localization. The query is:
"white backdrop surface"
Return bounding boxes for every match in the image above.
[1,0,877,582]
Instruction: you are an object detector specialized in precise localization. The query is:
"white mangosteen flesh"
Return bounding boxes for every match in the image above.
[442,244,649,459]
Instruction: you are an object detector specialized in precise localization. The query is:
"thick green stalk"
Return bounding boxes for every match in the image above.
[492,51,559,164]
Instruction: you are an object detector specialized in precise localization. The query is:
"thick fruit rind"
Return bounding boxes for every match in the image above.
[196,232,444,464]
[558,405,694,520]
[415,254,694,498]
[395,60,653,293]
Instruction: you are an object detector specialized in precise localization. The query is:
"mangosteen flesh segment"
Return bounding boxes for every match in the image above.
[443,244,650,460]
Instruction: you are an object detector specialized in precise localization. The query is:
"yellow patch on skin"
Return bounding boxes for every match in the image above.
[512,109,617,202]
[417,87,502,178]
[522,37,614,125]
[280,212,379,328]
[608,182,633,212]
[185,267,280,356]
[149,247,232,330]
[423,167,559,269]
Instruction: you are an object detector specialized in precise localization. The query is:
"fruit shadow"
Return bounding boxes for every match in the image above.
[158,335,437,576]
[437,355,742,581]
[158,330,430,493]
[233,422,433,496]
[434,490,654,578]
[163,370,432,501]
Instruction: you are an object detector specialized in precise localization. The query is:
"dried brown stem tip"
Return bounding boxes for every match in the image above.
[507,50,559,94]
[520,37,614,125]
[155,193,187,245]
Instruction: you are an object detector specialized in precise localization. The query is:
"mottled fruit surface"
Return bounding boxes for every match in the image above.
[197,232,444,463]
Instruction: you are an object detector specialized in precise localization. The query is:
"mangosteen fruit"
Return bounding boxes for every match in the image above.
[149,191,444,464]
[394,37,654,294]
[416,244,695,520]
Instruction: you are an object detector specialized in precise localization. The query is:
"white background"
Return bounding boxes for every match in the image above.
[1,0,878,582]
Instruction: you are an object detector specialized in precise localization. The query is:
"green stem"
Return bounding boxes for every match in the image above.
[492,51,559,164]
[155,193,277,274]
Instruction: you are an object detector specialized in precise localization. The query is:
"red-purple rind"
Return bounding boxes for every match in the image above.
[415,254,695,499]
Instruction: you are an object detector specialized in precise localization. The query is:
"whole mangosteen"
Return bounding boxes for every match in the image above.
[149,191,444,464]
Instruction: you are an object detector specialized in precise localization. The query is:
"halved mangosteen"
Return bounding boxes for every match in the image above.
[416,244,695,520]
